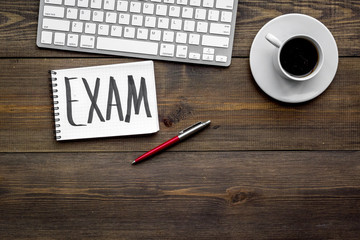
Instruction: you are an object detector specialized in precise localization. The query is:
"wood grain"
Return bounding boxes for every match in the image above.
[1,151,360,239]
[0,0,359,57]
[0,58,359,152]
[1,1,360,239]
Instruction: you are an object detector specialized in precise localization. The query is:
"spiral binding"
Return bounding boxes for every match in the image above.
[49,70,61,140]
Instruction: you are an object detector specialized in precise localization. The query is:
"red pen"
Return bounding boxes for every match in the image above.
[132,120,211,165]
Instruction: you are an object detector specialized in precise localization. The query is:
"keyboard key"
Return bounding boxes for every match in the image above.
[203,47,215,54]
[98,24,109,35]
[66,8,78,19]
[117,0,128,11]
[203,0,214,8]
[65,0,76,6]
[93,11,104,22]
[132,15,143,26]
[124,27,135,38]
[163,31,174,42]
[202,53,214,61]
[184,20,195,31]
[158,18,169,29]
[119,13,130,24]
[43,6,65,18]
[208,10,220,21]
[145,16,156,27]
[85,22,96,34]
[197,21,208,33]
[195,9,206,20]
[156,5,168,16]
[72,21,83,33]
[210,23,231,35]
[41,31,53,44]
[45,0,62,5]
[160,43,175,57]
[216,55,228,62]
[177,0,188,5]
[143,3,155,14]
[176,45,188,58]
[111,25,122,37]
[67,34,79,47]
[169,6,180,17]
[104,0,115,10]
[78,0,89,7]
[54,32,65,46]
[80,35,95,48]
[106,12,117,23]
[97,37,159,55]
[182,7,193,18]
[130,2,141,13]
[189,52,200,59]
[189,33,200,45]
[221,11,233,23]
[190,0,201,6]
[91,0,102,9]
[202,35,229,48]
[216,0,234,10]
[150,29,161,41]
[43,18,70,31]
[176,32,187,43]
[54,32,66,45]
[137,28,148,40]
[79,9,91,20]
[171,19,182,30]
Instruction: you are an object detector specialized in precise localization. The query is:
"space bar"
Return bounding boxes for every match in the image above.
[97,37,158,55]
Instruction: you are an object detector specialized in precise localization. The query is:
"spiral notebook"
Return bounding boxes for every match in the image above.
[50,61,159,141]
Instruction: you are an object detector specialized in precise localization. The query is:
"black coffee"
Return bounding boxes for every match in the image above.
[280,38,318,76]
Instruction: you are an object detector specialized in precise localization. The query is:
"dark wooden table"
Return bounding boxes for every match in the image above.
[1,1,360,239]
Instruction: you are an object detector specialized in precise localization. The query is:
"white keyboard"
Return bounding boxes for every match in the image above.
[37,0,238,66]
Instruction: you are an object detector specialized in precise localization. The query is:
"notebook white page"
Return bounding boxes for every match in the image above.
[51,61,159,141]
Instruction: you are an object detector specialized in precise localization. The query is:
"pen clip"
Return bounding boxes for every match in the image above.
[178,121,203,134]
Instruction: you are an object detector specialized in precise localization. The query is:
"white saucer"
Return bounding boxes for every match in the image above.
[250,14,339,103]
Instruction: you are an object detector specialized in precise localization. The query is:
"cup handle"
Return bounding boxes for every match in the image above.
[265,33,282,48]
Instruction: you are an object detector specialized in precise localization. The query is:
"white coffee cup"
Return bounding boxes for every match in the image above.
[265,33,324,81]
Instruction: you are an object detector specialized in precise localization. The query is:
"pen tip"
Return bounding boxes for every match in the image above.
[132,160,136,165]
[204,120,211,125]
